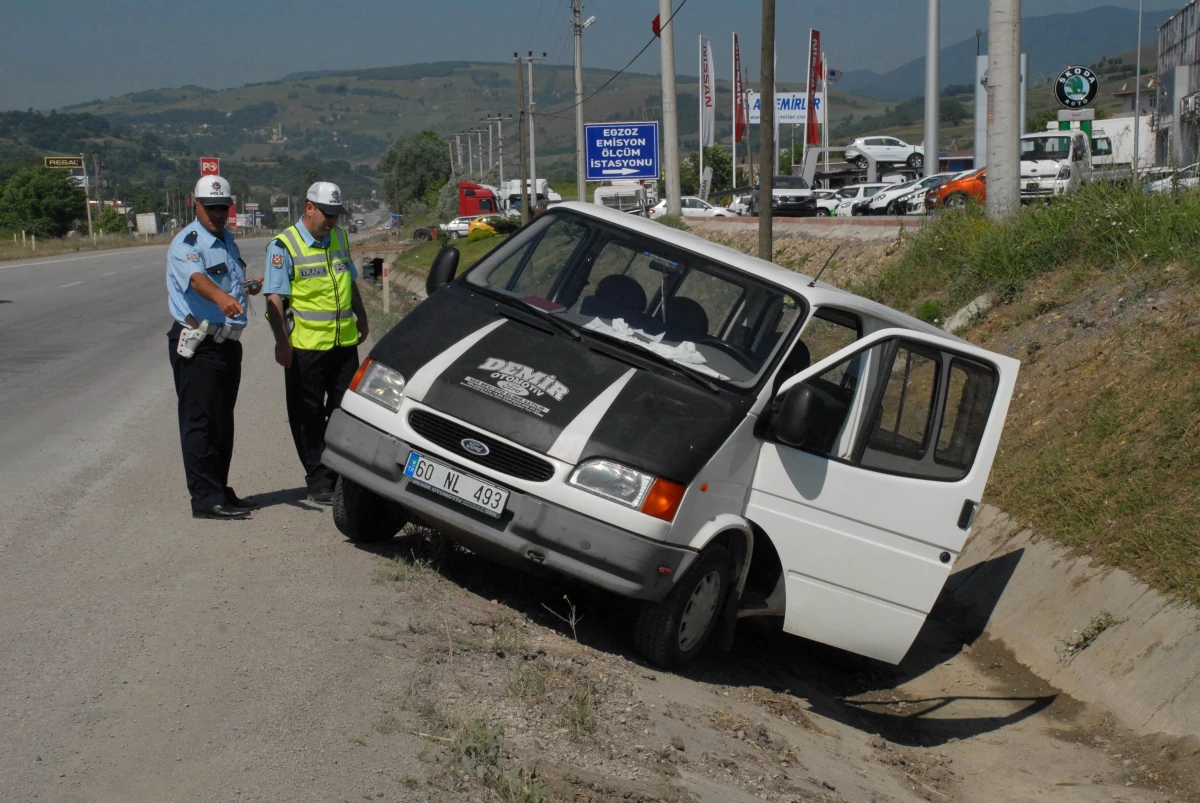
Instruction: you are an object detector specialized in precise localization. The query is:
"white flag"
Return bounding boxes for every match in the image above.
[700,36,716,147]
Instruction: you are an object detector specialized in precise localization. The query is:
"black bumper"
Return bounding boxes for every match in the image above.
[322,409,698,602]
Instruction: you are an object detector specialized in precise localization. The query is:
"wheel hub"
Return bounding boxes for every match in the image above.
[678,570,721,651]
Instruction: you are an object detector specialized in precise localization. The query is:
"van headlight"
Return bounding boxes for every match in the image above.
[1057,164,1072,180]
[349,358,406,411]
[569,459,654,507]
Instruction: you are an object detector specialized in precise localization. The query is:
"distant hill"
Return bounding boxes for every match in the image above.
[53,61,894,182]
[836,5,1173,101]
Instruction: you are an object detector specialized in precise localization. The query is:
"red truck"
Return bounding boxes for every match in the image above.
[458,181,502,216]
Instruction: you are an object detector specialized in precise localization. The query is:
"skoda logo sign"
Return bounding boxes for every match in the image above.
[1055,66,1098,109]
[461,438,490,457]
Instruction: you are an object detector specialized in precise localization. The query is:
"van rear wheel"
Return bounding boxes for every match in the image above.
[634,545,731,668]
[332,476,408,543]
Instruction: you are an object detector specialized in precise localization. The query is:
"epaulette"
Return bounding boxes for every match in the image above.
[183,230,198,246]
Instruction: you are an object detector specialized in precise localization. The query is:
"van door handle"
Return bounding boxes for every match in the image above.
[957,500,978,530]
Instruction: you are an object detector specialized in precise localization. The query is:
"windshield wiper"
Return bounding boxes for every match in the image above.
[472,285,582,341]
[586,331,720,394]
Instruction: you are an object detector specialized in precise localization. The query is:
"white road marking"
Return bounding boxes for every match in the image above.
[128,265,145,269]
[101,271,118,277]
[59,281,85,288]
[0,251,146,270]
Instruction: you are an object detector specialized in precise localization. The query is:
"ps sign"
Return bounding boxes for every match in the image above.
[200,157,220,176]
[584,122,659,182]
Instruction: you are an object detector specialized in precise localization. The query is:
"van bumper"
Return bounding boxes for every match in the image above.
[322,409,697,602]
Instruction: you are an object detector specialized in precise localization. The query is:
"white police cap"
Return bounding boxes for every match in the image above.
[194,175,232,207]
[306,181,347,216]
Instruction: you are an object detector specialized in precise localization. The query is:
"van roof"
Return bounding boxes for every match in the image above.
[554,202,959,342]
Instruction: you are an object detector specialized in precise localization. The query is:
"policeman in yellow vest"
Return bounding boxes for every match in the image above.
[263,182,369,505]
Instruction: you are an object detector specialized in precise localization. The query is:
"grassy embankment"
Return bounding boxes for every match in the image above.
[857,185,1200,606]
[356,235,500,333]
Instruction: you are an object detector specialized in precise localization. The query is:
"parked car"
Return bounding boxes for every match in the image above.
[323,202,1019,670]
[648,196,735,219]
[468,214,520,237]
[844,137,925,170]
[727,194,754,216]
[896,172,970,215]
[348,223,358,234]
[767,175,818,216]
[812,189,840,216]
[831,183,890,217]
[1143,162,1199,193]
[867,173,960,215]
[927,168,987,210]
[440,215,481,239]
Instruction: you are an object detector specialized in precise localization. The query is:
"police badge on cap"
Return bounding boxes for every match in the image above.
[306,181,347,216]
[194,175,233,207]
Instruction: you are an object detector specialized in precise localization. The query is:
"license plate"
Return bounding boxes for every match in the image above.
[403,451,508,518]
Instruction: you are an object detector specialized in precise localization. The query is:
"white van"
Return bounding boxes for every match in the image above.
[1020,131,1092,199]
[323,203,1019,668]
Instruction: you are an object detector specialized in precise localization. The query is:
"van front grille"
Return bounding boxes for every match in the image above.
[408,410,555,483]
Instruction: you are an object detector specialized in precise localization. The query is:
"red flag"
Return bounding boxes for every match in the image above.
[805,29,822,146]
[652,14,661,38]
[734,34,746,143]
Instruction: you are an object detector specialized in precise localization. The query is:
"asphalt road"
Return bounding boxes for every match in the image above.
[0,229,431,801]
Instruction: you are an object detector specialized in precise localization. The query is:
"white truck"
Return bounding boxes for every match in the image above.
[502,178,552,217]
[593,181,657,215]
[1088,115,1155,180]
[1019,130,1093,200]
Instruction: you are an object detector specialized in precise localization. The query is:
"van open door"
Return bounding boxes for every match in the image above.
[746,329,1019,663]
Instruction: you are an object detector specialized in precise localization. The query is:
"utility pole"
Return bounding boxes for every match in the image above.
[524,52,548,201]
[1133,0,1144,179]
[923,0,940,179]
[445,140,455,173]
[482,113,513,190]
[759,0,776,260]
[572,1,596,203]
[454,133,464,173]
[658,0,682,216]
[987,0,1020,219]
[515,54,531,223]
[92,151,103,235]
[80,152,93,242]
[465,131,475,177]
[473,129,486,178]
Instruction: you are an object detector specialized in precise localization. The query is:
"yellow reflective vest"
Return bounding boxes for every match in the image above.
[275,223,358,350]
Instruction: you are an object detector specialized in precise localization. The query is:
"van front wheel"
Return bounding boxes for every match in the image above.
[332,476,408,543]
[634,545,731,668]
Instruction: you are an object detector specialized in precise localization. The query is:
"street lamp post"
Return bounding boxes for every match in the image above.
[1133,0,1144,179]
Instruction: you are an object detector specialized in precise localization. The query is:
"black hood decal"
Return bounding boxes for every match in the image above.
[422,324,631,453]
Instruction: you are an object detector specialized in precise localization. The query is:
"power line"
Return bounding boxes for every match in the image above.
[525,0,547,52]
[537,0,691,120]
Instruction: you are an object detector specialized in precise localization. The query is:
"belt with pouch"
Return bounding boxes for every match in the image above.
[182,315,245,343]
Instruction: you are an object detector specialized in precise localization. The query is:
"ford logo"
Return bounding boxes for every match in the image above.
[461,438,490,457]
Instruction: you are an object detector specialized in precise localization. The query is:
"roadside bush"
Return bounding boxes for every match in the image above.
[865,182,1200,314]
[653,214,687,230]
[466,228,494,242]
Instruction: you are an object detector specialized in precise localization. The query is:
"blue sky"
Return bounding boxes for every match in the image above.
[1,0,1171,110]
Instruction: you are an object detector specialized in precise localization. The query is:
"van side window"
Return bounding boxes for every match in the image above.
[773,339,999,480]
[935,358,997,471]
[861,345,940,465]
[801,312,859,366]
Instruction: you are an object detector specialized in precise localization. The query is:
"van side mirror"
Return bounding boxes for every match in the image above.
[426,246,460,296]
[773,383,818,447]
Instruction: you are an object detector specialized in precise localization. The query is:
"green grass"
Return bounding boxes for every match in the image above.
[860,182,1200,316]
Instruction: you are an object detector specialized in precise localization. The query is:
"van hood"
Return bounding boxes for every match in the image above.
[368,284,755,483]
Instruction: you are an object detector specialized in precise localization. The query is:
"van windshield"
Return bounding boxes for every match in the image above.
[1021,136,1073,161]
[463,212,807,386]
[774,175,810,190]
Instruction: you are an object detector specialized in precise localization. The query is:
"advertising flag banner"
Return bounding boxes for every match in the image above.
[734,34,746,143]
[700,36,716,148]
[806,30,822,146]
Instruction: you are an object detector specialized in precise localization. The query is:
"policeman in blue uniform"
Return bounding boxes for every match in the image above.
[166,175,264,520]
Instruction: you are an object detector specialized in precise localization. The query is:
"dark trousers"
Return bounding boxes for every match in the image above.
[285,346,359,493]
[168,322,243,511]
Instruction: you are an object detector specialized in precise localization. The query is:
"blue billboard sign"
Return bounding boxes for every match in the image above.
[584,122,660,182]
